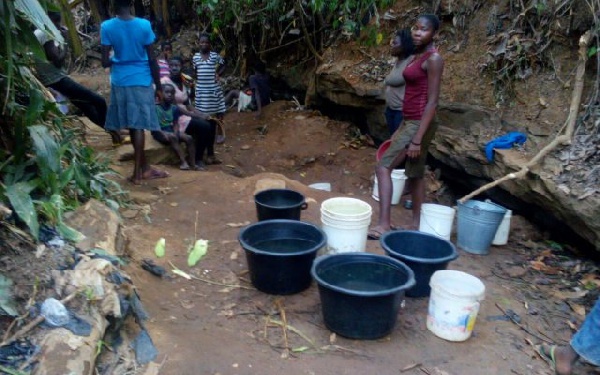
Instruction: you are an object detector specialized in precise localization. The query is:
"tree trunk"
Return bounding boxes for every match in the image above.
[161,0,171,37]
[87,0,109,23]
[57,0,84,59]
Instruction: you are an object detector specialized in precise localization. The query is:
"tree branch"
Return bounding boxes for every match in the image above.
[294,0,323,61]
[458,30,592,203]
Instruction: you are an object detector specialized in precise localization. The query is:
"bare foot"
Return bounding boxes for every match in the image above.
[141,168,170,180]
[554,345,578,375]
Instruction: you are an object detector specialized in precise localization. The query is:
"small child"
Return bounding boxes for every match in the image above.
[152,84,198,170]
[158,41,172,78]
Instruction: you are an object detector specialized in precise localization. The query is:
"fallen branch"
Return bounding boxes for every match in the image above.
[459,30,592,203]
[268,318,318,349]
[275,299,290,357]
[0,290,80,347]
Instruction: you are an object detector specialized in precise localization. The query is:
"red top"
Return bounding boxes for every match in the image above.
[402,49,437,120]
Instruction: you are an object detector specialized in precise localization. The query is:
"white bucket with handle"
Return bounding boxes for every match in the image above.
[419,203,456,241]
[372,169,407,205]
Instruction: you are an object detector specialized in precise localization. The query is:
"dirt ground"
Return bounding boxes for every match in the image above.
[76,99,595,375]
[2,1,598,372]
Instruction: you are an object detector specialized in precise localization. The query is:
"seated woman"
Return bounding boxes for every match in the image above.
[224,60,270,118]
[161,56,221,166]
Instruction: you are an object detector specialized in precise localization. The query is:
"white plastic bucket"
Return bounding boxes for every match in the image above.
[419,204,456,241]
[320,197,372,254]
[371,169,407,205]
[309,182,332,192]
[492,209,512,245]
[427,270,485,342]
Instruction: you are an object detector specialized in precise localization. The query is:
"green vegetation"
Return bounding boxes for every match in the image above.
[0,0,125,241]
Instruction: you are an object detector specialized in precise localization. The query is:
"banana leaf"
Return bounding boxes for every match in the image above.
[14,0,64,44]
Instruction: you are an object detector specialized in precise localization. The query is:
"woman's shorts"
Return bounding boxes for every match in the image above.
[378,118,439,178]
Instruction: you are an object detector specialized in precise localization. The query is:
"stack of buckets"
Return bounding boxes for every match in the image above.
[320,197,372,254]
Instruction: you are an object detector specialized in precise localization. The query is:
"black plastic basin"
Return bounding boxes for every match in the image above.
[254,189,308,221]
[311,253,415,340]
[381,230,458,298]
[238,219,326,295]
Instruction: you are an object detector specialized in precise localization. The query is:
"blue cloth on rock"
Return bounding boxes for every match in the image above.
[485,132,527,162]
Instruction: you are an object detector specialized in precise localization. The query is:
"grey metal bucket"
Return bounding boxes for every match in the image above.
[456,200,507,255]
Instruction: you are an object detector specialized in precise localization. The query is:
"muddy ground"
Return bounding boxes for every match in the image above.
[68,97,596,375]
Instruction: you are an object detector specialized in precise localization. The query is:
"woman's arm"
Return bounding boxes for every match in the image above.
[407,53,444,159]
[100,45,112,68]
[177,103,209,120]
[145,45,162,90]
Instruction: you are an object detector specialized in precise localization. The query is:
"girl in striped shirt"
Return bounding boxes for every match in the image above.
[192,34,226,119]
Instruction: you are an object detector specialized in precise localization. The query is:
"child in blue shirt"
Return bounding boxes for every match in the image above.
[152,84,198,170]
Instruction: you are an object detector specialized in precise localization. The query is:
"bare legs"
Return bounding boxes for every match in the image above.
[130,129,169,184]
[130,129,146,184]
[553,345,579,375]
[374,165,394,232]
[409,176,426,230]
[370,149,425,237]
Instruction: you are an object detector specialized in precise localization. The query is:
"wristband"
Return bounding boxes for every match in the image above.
[411,141,421,146]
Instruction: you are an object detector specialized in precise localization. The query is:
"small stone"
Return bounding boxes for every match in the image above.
[240,144,251,150]
[170,202,179,207]
[505,266,527,278]
[121,209,138,219]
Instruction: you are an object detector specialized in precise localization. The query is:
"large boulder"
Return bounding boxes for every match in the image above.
[281,63,600,251]
[432,103,600,251]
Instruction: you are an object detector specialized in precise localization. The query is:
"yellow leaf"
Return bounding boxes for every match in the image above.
[172,269,192,280]
[155,238,166,258]
[376,33,383,45]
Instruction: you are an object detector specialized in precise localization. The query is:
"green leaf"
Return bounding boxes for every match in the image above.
[14,0,65,44]
[56,221,85,242]
[188,239,208,267]
[29,125,61,190]
[4,181,39,239]
[155,238,166,258]
[588,46,598,57]
[0,273,19,316]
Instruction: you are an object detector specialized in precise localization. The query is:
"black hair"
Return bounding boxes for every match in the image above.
[253,60,266,74]
[418,14,440,31]
[162,82,175,91]
[169,56,183,64]
[395,28,414,57]
[161,41,172,50]
[199,33,211,41]
[47,11,61,22]
[113,0,132,10]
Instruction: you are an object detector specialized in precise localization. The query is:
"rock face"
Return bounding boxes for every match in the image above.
[279,65,600,251]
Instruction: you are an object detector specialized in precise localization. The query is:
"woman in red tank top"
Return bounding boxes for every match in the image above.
[368,14,444,239]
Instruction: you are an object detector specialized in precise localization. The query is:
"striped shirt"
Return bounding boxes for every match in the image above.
[191,51,226,115]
